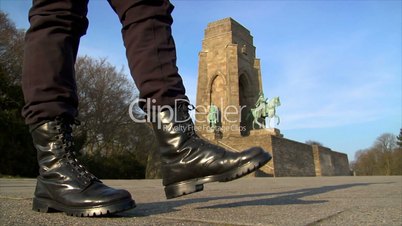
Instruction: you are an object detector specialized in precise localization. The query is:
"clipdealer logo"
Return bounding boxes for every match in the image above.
[128,98,248,132]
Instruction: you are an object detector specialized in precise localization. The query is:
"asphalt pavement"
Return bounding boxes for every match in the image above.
[1,176,401,226]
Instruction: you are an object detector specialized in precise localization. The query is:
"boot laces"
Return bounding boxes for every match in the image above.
[177,103,196,135]
[177,103,207,146]
[55,117,99,184]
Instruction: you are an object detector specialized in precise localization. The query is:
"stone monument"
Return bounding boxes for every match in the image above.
[195,18,281,138]
[195,18,350,177]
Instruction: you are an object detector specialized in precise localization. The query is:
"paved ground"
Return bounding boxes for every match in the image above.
[0,176,401,226]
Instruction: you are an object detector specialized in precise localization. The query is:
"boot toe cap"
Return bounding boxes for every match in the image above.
[242,147,271,161]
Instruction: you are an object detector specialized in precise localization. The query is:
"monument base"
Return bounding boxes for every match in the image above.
[249,128,283,138]
[198,128,283,140]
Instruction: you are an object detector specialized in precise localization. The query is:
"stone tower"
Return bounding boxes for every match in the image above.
[194,18,350,177]
[195,18,263,138]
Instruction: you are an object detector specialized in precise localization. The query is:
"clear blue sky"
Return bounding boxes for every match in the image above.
[1,0,401,161]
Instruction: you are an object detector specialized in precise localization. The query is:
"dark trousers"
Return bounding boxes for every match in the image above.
[22,0,187,125]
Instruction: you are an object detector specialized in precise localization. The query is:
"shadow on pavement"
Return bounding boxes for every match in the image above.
[118,182,382,217]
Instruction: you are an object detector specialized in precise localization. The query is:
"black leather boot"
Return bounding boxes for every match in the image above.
[152,104,272,199]
[30,117,135,217]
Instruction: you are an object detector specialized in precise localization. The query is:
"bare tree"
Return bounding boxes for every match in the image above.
[0,11,37,177]
[305,140,324,146]
[74,56,159,178]
[75,56,134,155]
[373,133,396,175]
[0,12,24,84]
[353,133,401,175]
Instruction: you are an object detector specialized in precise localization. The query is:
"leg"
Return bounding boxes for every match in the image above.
[109,0,271,199]
[22,0,135,216]
[22,0,88,125]
[108,0,187,109]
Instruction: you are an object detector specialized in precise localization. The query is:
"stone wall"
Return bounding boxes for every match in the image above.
[212,132,275,177]
[270,136,316,177]
[312,145,350,176]
[331,150,351,176]
[203,131,350,177]
[312,146,322,176]
[313,145,333,176]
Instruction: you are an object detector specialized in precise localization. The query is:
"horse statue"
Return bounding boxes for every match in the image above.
[266,96,281,128]
[248,95,281,129]
[207,104,219,129]
[248,93,266,129]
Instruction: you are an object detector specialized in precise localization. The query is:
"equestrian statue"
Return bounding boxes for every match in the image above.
[248,93,281,129]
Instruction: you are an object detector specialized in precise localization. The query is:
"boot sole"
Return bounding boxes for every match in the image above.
[32,197,136,217]
[164,151,272,199]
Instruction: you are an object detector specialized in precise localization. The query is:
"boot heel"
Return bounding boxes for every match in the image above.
[32,197,52,213]
[165,180,204,199]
